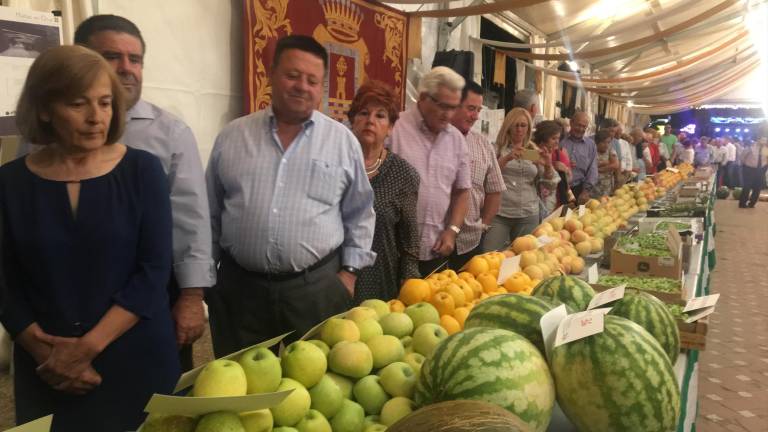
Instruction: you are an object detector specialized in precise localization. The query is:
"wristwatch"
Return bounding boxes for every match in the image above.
[448,224,461,234]
[341,265,359,275]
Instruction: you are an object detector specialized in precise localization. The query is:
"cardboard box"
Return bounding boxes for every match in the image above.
[609,228,683,279]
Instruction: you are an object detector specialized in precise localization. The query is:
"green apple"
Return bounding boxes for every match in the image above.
[240,409,273,432]
[378,312,413,338]
[360,299,390,318]
[305,339,330,356]
[272,428,298,432]
[411,323,448,358]
[403,352,425,377]
[326,372,354,399]
[345,306,379,323]
[141,414,196,432]
[195,411,245,432]
[356,319,383,342]
[329,399,365,432]
[363,415,381,429]
[378,362,416,398]
[308,374,343,419]
[404,303,440,329]
[363,425,387,432]
[328,341,373,379]
[353,375,390,415]
[238,346,282,394]
[400,335,412,349]
[380,397,414,426]
[281,341,327,388]
[365,335,404,369]
[270,378,311,427]
[193,359,247,397]
[295,409,331,432]
[320,318,360,347]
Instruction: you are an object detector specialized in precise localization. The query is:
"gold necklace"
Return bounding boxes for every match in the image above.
[365,148,386,175]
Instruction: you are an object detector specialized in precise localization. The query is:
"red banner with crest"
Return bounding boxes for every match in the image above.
[243,0,409,121]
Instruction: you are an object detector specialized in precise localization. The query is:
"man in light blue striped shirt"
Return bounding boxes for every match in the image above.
[205,35,376,355]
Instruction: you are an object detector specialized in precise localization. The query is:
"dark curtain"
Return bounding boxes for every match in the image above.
[480,17,529,112]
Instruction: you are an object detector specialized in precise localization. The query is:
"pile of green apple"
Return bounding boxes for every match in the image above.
[141,299,450,432]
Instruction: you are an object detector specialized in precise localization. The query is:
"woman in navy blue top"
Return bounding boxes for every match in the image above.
[0,46,179,431]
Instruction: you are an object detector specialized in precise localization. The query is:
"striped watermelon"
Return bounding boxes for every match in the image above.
[414,327,555,432]
[550,315,680,432]
[532,275,595,311]
[464,294,564,355]
[609,291,680,364]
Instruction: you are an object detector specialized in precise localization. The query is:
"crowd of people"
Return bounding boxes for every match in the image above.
[0,16,766,431]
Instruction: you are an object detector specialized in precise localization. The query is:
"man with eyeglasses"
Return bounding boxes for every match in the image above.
[390,66,471,276]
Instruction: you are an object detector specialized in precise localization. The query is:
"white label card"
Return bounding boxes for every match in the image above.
[565,208,575,219]
[587,284,626,310]
[588,263,599,284]
[684,306,716,323]
[578,205,587,217]
[544,205,564,223]
[554,309,606,348]
[537,235,555,247]
[666,167,680,173]
[539,305,568,361]
[144,390,294,417]
[683,293,720,312]
[497,255,521,284]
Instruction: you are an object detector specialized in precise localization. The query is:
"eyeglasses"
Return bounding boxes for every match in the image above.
[427,94,460,111]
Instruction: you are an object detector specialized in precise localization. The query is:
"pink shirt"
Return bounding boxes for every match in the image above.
[390,106,471,260]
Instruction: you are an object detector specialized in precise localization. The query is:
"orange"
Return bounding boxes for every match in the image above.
[453,307,470,328]
[398,278,431,306]
[440,269,459,280]
[465,256,490,276]
[476,273,498,294]
[484,254,501,270]
[489,268,499,278]
[431,291,455,317]
[388,299,406,312]
[458,271,475,281]
[503,273,529,293]
[441,283,467,308]
[467,279,483,299]
[440,315,461,335]
[454,279,475,302]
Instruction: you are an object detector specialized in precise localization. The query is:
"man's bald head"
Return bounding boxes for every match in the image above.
[569,111,589,140]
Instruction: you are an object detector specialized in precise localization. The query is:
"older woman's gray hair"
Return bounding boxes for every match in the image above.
[417,66,465,97]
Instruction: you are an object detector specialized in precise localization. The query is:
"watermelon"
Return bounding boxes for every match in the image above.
[716,186,729,199]
[414,327,555,432]
[608,291,680,364]
[532,275,595,311]
[464,294,565,355]
[550,315,680,432]
[731,187,743,200]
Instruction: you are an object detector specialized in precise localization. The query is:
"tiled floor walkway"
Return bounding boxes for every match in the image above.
[697,199,768,432]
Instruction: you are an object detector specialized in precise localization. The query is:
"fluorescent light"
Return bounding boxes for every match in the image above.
[746,2,768,116]
[566,60,579,71]
[627,100,634,107]
[715,128,721,132]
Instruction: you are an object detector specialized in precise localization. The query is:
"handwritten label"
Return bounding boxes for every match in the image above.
[144,390,294,417]
[684,306,716,323]
[540,305,568,361]
[588,263,599,284]
[5,415,52,432]
[683,293,720,313]
[498,255,522,284]
[554,309,606,348]
[578,205,587,217]
[587,284,626,310]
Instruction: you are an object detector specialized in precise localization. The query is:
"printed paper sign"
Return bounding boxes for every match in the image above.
[587,284,626,310]
[578,205,587,217]
[497,255,521,284]
[5,415,52,432]
[683,293,720,313]
[539,304,568,361]
[554,309,606,348]
[684,306,716,323]
[588,263,599,284]
[144,390,293,417]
